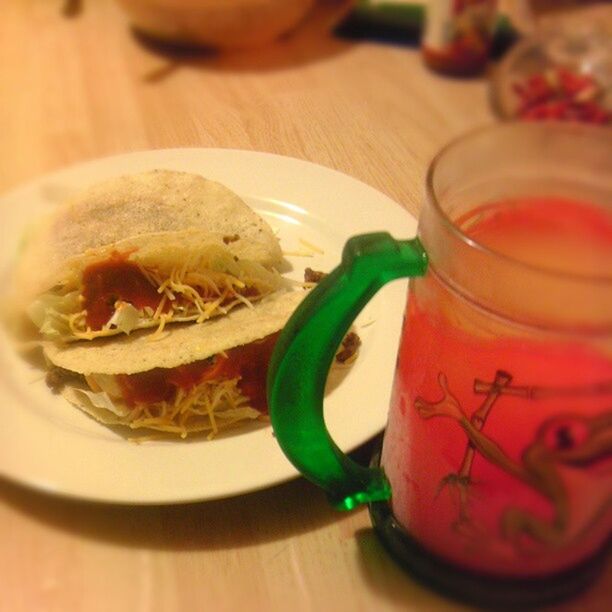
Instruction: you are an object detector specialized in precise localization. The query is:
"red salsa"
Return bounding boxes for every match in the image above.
[422,0,497,76]
[82,253,163,329]
[116,332,280,412]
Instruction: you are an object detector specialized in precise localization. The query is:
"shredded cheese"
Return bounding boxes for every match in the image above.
[282,250,315,258]
[146,313,171,341]
[359,318,376,329]
[284,237,324,259]
[52,257,282,341]
[89,377,261,439]
[153,294,168,320]
[298,238,324,255]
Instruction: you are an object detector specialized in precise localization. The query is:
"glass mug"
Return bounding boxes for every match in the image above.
[267,123,611,608]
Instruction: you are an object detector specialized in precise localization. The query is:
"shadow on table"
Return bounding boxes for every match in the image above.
[134,0,355,81]
[0,437,380,552]
[354,528,467,612]
[0,475,335,551]
[353,529,612,612]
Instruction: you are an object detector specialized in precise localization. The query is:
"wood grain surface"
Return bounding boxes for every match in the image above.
[0,1,609,611]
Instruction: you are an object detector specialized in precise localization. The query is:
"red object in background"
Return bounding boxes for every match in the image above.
[422,0,498,76]
[513,68,611,125]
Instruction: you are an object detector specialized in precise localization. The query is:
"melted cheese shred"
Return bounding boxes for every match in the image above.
[95,377,261,439]
[58,256,281,341]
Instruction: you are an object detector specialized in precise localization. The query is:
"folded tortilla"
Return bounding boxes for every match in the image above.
[14,169,282,300]
[24,229,287,343]
[43,290,306,438]
[8,170,285,341]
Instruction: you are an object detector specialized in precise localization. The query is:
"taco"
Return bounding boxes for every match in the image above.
[23,229,286,343]
[42,290,305,439]
[9,170,285,341]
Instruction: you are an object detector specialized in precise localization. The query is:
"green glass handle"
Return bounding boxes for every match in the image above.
[268,232,428,510]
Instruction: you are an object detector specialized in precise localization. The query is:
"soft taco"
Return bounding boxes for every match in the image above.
[43,290,306,439]
[8,170,285,341]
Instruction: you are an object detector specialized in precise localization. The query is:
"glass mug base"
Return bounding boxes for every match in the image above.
[369,453,610,610]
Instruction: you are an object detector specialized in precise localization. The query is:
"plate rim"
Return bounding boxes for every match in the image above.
[0,147,417,505]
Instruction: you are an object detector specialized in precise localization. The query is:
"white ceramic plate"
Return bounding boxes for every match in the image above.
[0,149,417,504]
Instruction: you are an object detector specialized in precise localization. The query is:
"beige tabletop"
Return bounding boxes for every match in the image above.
[0,1,610,611]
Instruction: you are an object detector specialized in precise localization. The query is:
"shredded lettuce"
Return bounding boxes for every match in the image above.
[26,291,81,339]
[27,253,287,342]
[106,302,141,335]
[86,373,123,398]
[71,387,130,418]
[61,370,266,438]
[28,291,145,339]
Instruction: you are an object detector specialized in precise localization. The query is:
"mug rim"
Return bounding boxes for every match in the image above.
[424,121,612,285]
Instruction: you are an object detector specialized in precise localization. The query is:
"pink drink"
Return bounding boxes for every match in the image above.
[382,196,612,576]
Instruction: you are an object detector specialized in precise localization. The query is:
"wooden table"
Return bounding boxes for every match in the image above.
[1,1,609,611]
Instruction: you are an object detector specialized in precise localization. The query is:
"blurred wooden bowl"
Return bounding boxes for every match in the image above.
[115,0,320,49]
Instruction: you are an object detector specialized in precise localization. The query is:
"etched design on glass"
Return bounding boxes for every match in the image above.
[415,371,612,552]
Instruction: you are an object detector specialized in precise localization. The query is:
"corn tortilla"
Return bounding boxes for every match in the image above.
[14,169,283,301]
[43,290,305,375]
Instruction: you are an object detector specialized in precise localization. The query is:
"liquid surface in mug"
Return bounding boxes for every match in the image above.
[458,196,612,277]
[382,196,612,577]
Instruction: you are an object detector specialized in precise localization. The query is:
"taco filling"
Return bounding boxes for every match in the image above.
[26,242,284,342]
[51,328,360,439]
[42,288,360,440]
[59,332,280,439]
